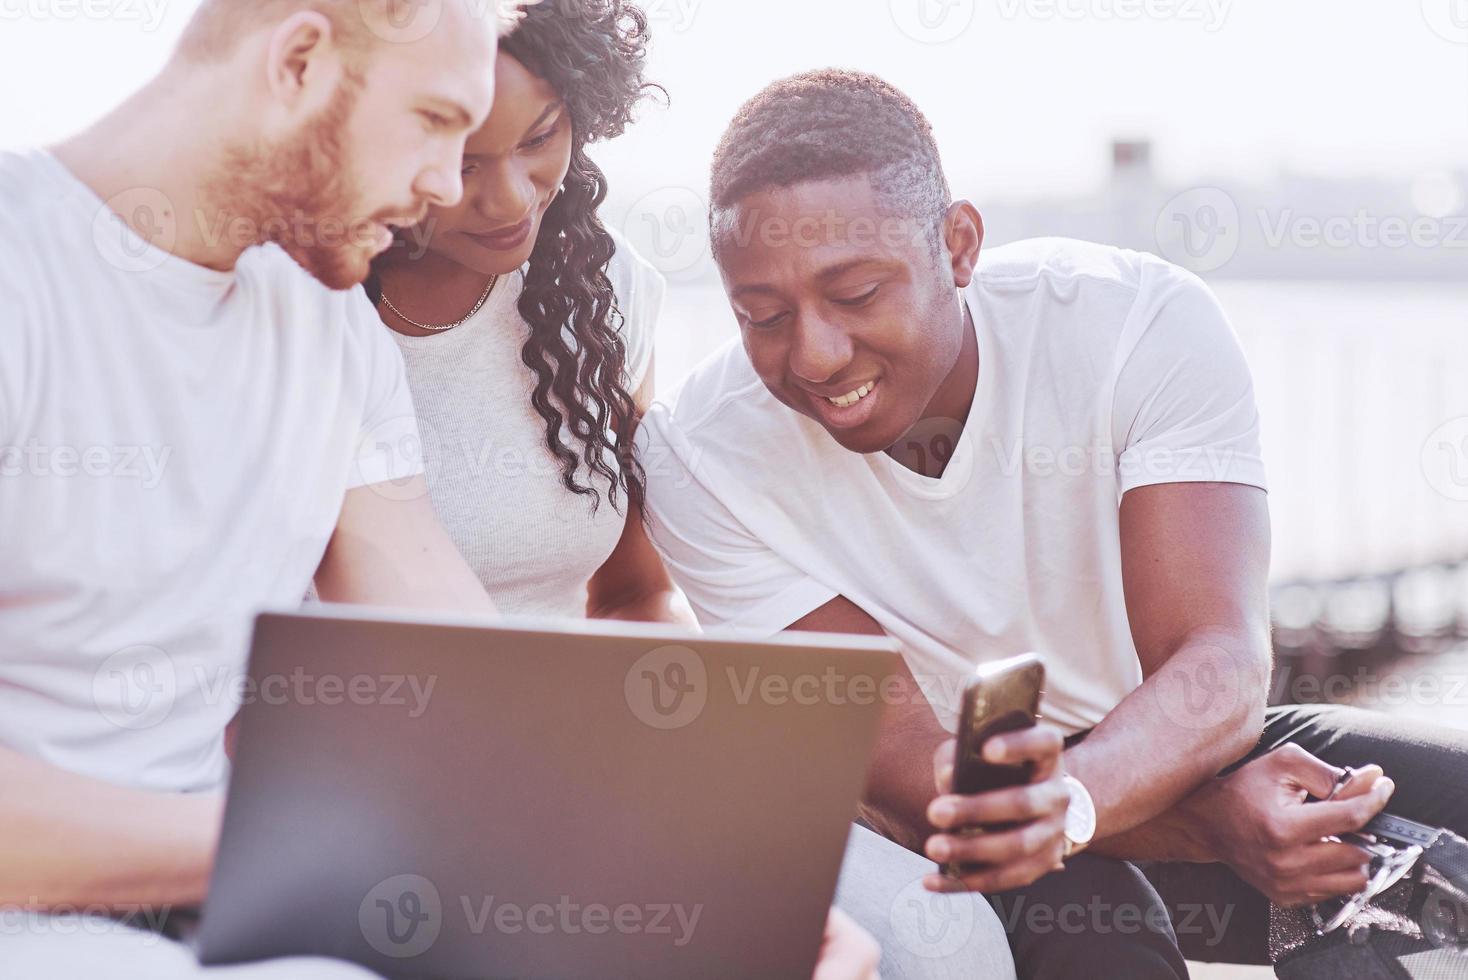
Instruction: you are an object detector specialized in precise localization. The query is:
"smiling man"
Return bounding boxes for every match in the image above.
[640,69,1468,977]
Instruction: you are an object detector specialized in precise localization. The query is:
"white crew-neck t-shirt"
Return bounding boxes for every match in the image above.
[389,230,660,617]
[641,238,1268,735]
[0,149,423,792]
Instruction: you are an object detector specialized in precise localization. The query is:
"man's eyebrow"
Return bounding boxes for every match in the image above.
[814,258,889,283]
[729,283,780,299]
[422,97,476,130]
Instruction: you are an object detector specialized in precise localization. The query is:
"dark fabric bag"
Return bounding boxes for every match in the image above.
[1271,813,1468,979]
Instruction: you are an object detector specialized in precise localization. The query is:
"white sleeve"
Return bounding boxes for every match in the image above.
[345,288,426,491]
[0,267,32,444]
[607,232,663,393]
[639,406,838,631]
[1111,267,1268,495]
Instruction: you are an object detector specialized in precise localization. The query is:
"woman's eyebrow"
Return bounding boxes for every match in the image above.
[522,100,566,137]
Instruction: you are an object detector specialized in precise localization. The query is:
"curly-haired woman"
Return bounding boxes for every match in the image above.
[366,0,678,622]
[364,3,1011,977]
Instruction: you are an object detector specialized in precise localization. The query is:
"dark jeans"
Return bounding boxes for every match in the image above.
[987,704,1468,979]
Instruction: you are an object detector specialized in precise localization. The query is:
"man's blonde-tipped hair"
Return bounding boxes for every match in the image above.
[176,0,533,62]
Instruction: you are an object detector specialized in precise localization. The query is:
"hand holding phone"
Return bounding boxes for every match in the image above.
[923,654,1072,894]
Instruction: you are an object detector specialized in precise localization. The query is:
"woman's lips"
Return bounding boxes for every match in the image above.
[464,219,533,251]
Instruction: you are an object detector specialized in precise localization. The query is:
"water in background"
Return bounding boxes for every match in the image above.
[654,279,1468,586]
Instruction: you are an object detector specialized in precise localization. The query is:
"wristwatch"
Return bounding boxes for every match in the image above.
[1061,774,1096,859]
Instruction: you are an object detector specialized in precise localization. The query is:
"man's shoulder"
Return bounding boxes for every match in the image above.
[978,237,1191,298]
[0,148,58,206]
[650,337,772,439]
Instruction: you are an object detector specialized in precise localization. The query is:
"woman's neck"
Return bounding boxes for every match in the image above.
[375,249,501,338]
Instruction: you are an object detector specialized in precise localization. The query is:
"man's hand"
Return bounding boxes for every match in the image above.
[921,724,1070,894]
[1196,743,1395,907]
[812,908,881,980]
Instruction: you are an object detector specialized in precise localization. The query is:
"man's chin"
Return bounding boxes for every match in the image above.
[285,242,375,292]
[819,418,899,456]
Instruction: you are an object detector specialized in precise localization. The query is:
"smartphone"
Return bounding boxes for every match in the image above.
[952,653,1046,799]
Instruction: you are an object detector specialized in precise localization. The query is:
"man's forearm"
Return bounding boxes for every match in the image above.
[858,697,950,853]
[0,746,222,909]
[1087,786,1221,863]
[1064,627,1267,847]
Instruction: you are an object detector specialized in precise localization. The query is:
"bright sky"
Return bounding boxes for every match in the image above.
[2,0,1465,202]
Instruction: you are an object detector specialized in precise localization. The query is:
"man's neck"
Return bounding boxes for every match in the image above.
[51,65,250,274]
[885,301,980,479]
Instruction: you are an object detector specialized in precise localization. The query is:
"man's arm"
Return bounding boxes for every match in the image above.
[1069,480,1272,846]
[787,596,944,851]
[0,748,222,909]
[586,362,696,626]
[3,477,496,912]
[313,477,497,611]
[792,484,1271,859]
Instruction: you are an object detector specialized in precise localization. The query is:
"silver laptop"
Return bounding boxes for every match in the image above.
[196,605,899,979]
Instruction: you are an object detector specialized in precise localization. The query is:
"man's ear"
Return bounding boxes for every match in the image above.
[943,201,984,289]
[263,11,341,109]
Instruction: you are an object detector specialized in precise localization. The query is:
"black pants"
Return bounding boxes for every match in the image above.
[987,704,1468,979]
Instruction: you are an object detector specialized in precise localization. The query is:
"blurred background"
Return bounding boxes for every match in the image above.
[7,0,1468,755]
[2,2,1465,974]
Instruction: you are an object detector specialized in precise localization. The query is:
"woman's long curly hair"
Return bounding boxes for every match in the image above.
[373,0,663,517]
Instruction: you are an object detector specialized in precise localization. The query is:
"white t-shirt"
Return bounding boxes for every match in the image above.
[389,230,661,617]
[641,238,1267,734]
[0,149,423,793]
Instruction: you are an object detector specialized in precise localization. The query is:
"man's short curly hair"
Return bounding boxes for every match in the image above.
[709,69,953,252]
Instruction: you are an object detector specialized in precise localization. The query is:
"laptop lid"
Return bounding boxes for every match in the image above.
[196,606,899,979]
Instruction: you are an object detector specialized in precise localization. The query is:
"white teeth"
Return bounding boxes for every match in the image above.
[827,382,875,408]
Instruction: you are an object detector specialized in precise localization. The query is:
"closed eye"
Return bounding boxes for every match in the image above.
[420,110,453,131]
[746,311,789,330]
[833,285,881,307]
[522,120,564,151]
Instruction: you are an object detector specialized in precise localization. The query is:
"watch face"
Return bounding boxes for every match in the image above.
[1064,776,1097,844]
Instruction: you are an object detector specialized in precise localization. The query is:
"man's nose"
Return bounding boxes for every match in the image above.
[416,151,466,210]
[788,312,855,385]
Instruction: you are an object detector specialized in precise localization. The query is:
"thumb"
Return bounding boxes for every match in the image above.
[933,739,956,795]
[1268,743,1343,800]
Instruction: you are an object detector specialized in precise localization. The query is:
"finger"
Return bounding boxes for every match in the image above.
[812,909,882,980]
[933,739,956,795]
[983,725,1064,771]
[1276,868,1375,908]
[926,815,1066,867]
[1328,764,1385,802]
[1267,743,1345,800]
[924,851,1065,895]
[1270,839,1374,878]
[1286,778,1395,840]
[927,777,1071,830]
